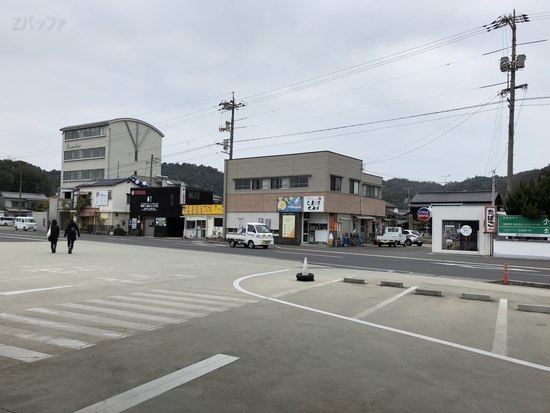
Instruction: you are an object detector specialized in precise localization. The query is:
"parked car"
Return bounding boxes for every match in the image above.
[403,229,423,246]
[0,216,15,226]
[14,216,37,231]
[376,227,407,247]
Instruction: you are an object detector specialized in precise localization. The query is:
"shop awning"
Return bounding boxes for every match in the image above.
[79,208,98,217]
[354,216,374,220]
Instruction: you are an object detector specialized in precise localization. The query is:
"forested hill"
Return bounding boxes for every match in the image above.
[161,162,223,197]
[1,159,548,203]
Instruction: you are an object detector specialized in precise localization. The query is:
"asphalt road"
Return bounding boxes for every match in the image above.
[3,227,550,284]
[0,230,549,412]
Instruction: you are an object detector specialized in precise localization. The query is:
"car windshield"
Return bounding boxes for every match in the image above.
[255,225,271,233]
[411,230,421,236]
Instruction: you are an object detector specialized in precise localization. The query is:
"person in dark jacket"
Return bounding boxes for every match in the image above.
[48,219,61,253]
[64,219,80,254]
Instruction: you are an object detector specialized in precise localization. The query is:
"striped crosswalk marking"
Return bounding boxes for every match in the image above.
[0,289,257,364]
[0,313,123,338]
[58,303,181,323]
[110,295,227,313]
[131,292,244,307]
[84,299,206,317]
[0,343,51,362]
[27,308,156,331]
[152,289,254,303]
[0,325,91,349]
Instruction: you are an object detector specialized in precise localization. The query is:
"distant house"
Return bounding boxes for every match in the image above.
[409,191,504,217]
[409,190,505,256]
[0,191,48,216]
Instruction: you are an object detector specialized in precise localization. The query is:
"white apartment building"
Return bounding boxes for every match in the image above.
[60,118,164,188]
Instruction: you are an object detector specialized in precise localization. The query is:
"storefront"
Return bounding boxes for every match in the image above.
[431,206,492,256]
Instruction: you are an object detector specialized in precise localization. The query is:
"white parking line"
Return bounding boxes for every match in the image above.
[234,270,550,373]
[72,354,239,413]
[352,286,418,319]
[492,299,508,356]
[0,285,76,296]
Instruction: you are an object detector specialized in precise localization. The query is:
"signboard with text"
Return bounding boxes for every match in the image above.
[277,196,302,212]
[498,215,550,238]
[484,206,497,233]
[304,196,324,212]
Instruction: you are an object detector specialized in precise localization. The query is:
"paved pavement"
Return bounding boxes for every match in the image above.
[0,238,549,412]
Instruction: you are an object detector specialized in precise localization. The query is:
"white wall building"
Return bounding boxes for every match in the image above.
[59,118,164,188]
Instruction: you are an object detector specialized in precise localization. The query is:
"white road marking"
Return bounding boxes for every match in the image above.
[109,295,227,313]
[152,290,254,303]
[0,285,76,296]
[0,325,91,349]
[27,308,155,331]
[234,270,550,373]
[0,343,51,362]
[59,303,181,323]
[72,354,239,413]
[275,251,343,258]
[352,286,418,319]
[492,299,508,356]
[433,262,541,273]
[0,313,123,338]
[131,292,238,307]
[84,299,205,317]
[273,279,342,298]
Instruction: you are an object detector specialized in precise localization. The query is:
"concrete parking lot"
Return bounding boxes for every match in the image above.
[0,239,549,412]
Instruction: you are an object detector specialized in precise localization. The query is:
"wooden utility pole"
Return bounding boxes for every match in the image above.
[486,10,529,195]
[18,171,22,216]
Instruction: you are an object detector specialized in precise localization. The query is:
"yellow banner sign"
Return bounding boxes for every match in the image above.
[182,204,224,215]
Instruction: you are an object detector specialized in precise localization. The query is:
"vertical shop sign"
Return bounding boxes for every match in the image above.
[484,206,497,233]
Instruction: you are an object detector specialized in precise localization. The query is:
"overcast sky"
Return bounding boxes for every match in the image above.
[1,1,549,185]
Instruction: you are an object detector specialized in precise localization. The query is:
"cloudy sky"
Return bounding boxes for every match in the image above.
[1,1,549,185]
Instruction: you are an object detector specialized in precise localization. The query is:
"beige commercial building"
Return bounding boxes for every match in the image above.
[224,151,385,245]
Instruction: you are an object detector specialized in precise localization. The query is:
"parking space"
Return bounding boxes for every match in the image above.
[238,266,550,370]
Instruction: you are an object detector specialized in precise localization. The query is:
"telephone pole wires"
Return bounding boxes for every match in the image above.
[218,92,246,160]
[485,10,529,195]
[218,93,246,241]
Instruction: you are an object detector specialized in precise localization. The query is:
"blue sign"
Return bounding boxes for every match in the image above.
[418,207,431,221]
[277,197,302,212]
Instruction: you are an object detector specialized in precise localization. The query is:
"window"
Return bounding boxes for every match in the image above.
[252,179,269,190]
[63,169,104,181]
[235,179,251,190]
[64,147,105,161]
[330,176,342,192]
[271,178,289,189]
[188,191,200,200]
[290,176,308,188]
[65,126,106,141]
[349,179,360,194]
[362,184,380,198]
[214,218,223,227]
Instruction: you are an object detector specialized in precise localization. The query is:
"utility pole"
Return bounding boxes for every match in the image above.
[18,171,22,217]
[218,92,245,160]
[441,175,450,191]
[485,10,529,195]
[218,93,245,241]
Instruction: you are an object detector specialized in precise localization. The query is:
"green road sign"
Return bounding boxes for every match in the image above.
[498,215,550,238]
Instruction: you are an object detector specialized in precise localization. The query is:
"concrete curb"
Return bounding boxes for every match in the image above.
[415,289,442,297]
[461,293,492,301]
[518,304,550,314]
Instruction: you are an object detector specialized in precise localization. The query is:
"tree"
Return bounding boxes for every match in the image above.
[505,175,550,219]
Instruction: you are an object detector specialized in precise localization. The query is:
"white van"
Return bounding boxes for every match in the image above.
[0,216,15,226]
[14,216,37,231]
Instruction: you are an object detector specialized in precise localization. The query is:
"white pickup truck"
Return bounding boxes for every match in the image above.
[227,222,274,249]
[376,227,407,247]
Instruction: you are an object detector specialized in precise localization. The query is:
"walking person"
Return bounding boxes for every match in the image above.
[48,219,60,253]
[64,219,80,254]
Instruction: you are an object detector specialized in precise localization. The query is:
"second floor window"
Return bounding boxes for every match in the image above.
[271,178,289,189]
[362,184,380,198]
[330,176,342,192]
[252,179,269,190]
[349,179,360,195]
[235,179,251,190]
[290,176,309,188]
